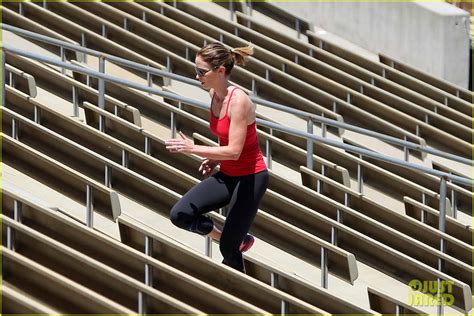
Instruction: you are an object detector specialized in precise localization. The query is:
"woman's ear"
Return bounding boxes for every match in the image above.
[217,66,226,74]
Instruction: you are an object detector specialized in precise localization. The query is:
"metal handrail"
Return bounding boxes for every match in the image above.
[1,24,199,87]
[3,24,471,166]
[3,44,472,188]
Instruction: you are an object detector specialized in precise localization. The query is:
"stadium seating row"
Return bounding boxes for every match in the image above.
[3,1,472,313]
[4,85,471,311]
[5,1,472,159]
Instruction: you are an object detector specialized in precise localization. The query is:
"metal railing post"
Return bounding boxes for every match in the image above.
[105,165,112,188]
[295,19,301,39]
[123,17,129,31]
[60,46,66,75]
[344,192,350,207]
[170,111,177,138]
[185,47,190,60]
[265,129,272,170]
[229,1,234,20]
[321,113,327,137]
[321,247,328,289]
[138,292,146,315]
[9,71,14,89]
[357,157,364,194]
[7,200,22,251]
[6,223,14,250]
[403,136,409,161]
[163,55,172,86]
[436,277,444,316]
[34,105,41,124]
[12,118,18,140]
[98,56,106,132]
[102,24,107,38]
[14,199,22,222]
[145,235,153,286]
[316,177,321,193]
[166,56,171,72]
[270,272,288,315]
[331,224,337,246]
[98,56,106,109]
[436,177,448,316]
[270,272,278,288]
[144,136,151,155]
[281,301,289,315]
[81,31,87,51]
[122,149,129,168]
[319,165,326,193]
[438,176,447,271]
[306,119,314,170]
[147,67,152,96]
[332,208,343,247]
[395,304,403,315]
[86,184,93,228]
[265,68,271,81]
[450,179,457,219]
[139,235,153,315]
[72,85,79,117]
[205,236,212,257]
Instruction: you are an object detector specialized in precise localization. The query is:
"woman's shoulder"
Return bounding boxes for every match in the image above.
[228,86,253,118]
[230,86,250,102]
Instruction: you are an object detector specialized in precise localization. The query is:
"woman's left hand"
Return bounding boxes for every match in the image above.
[165,131,195,154]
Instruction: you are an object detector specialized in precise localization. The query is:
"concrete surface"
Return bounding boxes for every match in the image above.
[273,1,471,88]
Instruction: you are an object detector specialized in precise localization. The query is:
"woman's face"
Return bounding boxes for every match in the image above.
[195,55,223,89]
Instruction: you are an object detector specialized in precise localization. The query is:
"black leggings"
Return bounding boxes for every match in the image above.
[170,170,269,272]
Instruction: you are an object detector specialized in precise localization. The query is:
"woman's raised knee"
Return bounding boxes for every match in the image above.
[169,206,186,228]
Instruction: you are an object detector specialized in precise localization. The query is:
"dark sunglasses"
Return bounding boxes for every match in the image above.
[195,66,218,77]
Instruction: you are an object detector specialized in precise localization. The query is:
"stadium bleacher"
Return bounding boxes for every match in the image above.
[2,1,472,314]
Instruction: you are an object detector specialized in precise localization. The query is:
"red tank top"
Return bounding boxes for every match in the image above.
[209,87,267,176]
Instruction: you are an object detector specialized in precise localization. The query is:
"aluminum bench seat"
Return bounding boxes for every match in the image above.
[2,216,202,314]
[2,188,269,314]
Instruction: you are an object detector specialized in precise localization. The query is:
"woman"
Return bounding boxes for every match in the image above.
[165,42,268,273]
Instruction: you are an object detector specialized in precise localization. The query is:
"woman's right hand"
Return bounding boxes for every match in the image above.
[199,158,219,178]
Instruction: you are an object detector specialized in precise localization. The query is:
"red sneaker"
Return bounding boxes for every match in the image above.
[239,234,255,253]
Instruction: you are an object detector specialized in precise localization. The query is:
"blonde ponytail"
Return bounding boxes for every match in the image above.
[230,43,254,66]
